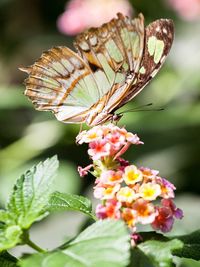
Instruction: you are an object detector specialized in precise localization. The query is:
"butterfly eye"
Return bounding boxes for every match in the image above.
[112,114,123,123]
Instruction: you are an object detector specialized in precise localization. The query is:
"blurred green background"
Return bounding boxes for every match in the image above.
[0,0,200,257]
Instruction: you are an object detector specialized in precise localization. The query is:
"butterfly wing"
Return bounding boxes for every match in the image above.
[73,13,145,125]
[74,13,144,73]
[110,18,174,111]
[20,46,110,123]
[21,14,145,125]
[20,14,174,126]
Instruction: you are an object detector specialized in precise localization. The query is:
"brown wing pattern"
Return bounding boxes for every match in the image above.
[20,14,174,126]
[74,13,144,73]
[20,46,101,123]
[116,18,174,109]
[73,13,145,119]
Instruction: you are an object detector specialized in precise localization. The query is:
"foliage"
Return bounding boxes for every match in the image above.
[0,157,199,266]
[19,220,130,267]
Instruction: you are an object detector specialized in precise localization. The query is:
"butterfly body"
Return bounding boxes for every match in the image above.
[20,13,174,126]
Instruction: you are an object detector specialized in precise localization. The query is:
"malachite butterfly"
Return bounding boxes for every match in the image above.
[20,13,174,126]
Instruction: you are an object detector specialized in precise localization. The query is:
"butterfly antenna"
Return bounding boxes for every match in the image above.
[118,103,164,114]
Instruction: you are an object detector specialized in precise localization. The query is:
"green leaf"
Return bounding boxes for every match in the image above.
[18,252,71,267]
[19,220,131,267]
[138,239,183,267]
[173,230,200,261]
[0,251,17,267]
[129,248,155,267]
[7,156,59,229]
[0,210,14,225]
[47,191,95,219]
[63,219,130,266]
[0,225,22,252]
[178,258,200,267]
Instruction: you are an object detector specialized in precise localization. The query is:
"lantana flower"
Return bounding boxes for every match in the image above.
[99,170,123,185]
[117,187,138,203]
[123,165,143,185]
[77,124,183,241]
[139,182,161,201]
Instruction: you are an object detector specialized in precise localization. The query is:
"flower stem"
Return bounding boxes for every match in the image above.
[23,230,47,253]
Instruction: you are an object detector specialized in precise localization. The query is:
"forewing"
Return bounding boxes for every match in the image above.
[74,13,145,114]
[115,18,174,109]
[74,13,144,73]
[20,46,103,123]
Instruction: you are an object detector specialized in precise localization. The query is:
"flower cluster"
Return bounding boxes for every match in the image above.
[77,124,183,237]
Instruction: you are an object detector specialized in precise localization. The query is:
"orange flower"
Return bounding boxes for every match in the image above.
[133,199,158,224]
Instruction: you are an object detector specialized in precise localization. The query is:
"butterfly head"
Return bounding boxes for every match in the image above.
[85,109,123,126]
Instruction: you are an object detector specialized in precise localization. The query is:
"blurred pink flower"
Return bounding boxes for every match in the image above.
[167,0,200,21]
[57,0,133,35]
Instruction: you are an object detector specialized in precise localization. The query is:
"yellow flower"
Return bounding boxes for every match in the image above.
[117,187,138,203]
[102,184,120,199]
[139,182,161,201]
[123,165,143,185]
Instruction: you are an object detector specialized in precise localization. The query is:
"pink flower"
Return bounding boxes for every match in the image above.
[77,164,93,177]
[151,206,175,233]
[139,167,159,179]
[132,199,158,224]
[76,127,104,144]
[57,0,133,35]
[88,140,111,160]
[167,0,200,21]
[99,170,123,185]
[106,130,126,150]
[130,233,142,247]
[94,183,120,199]
[121,208,137,229]
[151,199,183,232]
[117,157,130,171]
[156,177,176,199]
[161,199,183,219]
[125,132,143,145]
[96,199,121,219]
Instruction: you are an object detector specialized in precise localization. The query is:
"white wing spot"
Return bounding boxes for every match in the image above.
[163,28,168,34]
[151,68,159,78]
[160,55,166,64]
[156,26,161,32]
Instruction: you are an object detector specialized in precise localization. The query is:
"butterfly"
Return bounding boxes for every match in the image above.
[20,13,174,126]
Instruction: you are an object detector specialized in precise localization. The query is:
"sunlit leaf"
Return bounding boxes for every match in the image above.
[0,225,22,252]
[7,156,59,229]
[138,238,183,267]
[19,220,131,267]
[48,191,95,219]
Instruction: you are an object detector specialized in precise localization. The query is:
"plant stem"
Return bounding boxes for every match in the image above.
[23,230,47,253]
[90,213,98,221]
